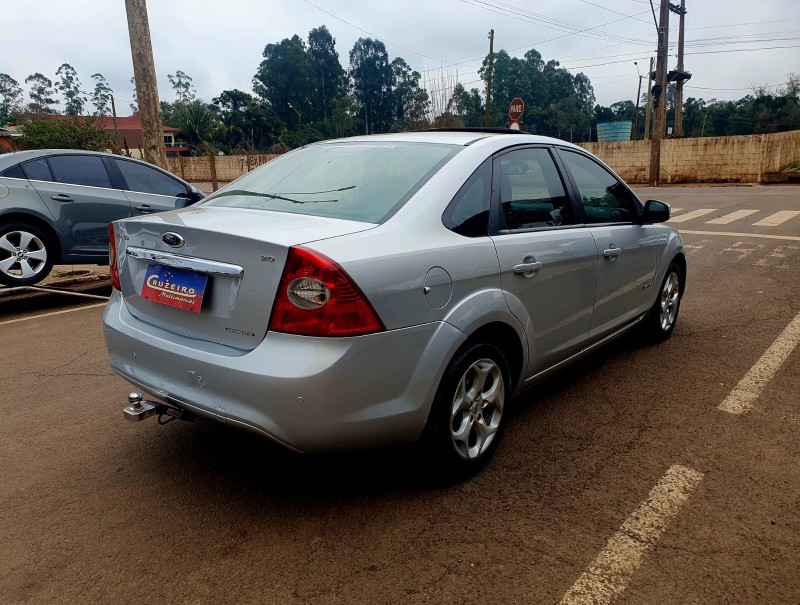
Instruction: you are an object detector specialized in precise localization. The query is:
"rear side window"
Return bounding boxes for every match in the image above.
[202,142,460,223]
[560,150,639,224]
[442,159,490,237]
[114,159,187,197]
[48,155,112,189]
[496,147,573,230]
[21,158,53,182]
[1,164,25,179]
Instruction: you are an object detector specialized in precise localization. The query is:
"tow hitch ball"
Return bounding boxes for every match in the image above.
[123,392,194,423]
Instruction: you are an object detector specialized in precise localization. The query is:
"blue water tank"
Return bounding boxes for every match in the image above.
[596,121,633,142]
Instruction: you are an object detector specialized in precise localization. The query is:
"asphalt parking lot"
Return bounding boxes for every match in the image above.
[1,185,799,604]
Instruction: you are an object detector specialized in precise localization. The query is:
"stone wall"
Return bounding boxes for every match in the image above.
[577,130,800,184]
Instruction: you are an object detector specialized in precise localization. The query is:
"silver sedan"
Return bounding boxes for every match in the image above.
[103,130,685,476]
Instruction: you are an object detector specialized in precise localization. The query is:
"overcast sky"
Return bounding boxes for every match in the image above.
[2,0,798,115]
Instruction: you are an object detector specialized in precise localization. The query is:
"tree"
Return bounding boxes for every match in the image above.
[253,35,314,128]
[17,116,113,150]
[448,83,484,126]
[307,25,347,124]
[211,88,284,152]
[0,74,23,124]
[91,73,114,116]
[55,63,86,116]
[167,70,196,103]
[391,58,429,127]
[349,37,393,134]
[25,73,58,115]
[170,100,219,151]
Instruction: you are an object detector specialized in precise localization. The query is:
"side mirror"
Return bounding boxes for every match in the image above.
[643,199,670,223]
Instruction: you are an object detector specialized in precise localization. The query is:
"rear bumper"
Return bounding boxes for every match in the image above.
[102,291,465,452]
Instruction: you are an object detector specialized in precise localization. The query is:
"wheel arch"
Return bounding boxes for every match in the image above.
[463,321,525,391]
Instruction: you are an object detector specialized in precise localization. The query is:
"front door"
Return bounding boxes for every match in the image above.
[27,154,131,254]
[557,149,659,339]
[490,147,598,377]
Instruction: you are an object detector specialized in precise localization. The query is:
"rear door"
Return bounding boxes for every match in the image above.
[489,146,598,376]
[27,154,131,254]
[111,157,193,216]
[557,148,660,339]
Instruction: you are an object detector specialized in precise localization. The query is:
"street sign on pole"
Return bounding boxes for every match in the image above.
[508,97,524,120]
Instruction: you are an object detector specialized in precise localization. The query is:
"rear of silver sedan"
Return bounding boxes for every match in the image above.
[103,140,473,453]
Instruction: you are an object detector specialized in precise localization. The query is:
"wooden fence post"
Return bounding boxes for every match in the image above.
[202,142,218,191]
[179,154,185,180]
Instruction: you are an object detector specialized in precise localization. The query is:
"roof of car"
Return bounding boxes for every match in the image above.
[320,130,583,149]
[0,149,160,170]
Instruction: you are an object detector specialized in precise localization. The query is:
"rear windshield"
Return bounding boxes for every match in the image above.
[201,141,460,223]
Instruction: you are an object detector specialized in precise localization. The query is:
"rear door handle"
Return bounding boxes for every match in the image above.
[51,194,73,202]
[603,246,622,260]
[513,260,543,276]
[136,204,155,213]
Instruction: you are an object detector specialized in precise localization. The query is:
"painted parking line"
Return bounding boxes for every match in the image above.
[559,465,704,605]
[667,209,715,223]
[0,302,106,326]
[706,209,758,225]
[752,210,800,227]
[718,310,800,415]
[680,230,800,243]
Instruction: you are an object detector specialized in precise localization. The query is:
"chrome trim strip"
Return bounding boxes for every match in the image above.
[523,314,644,384]
[125,246,244,276]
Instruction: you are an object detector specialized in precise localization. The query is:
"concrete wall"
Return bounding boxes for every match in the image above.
[165,153,282,183]
[163,131,800,185]
[578,130,800,184]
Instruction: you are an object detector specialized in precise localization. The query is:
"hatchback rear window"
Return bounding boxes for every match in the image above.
[202,142,460,223]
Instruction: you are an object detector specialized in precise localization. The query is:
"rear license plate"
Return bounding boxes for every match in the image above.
[141,264,208,313]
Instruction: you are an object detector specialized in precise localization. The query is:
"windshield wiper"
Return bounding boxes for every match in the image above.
[207,189,341,204]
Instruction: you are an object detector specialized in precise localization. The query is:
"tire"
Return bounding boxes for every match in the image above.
[641,261,683,342]
[419,342,511,480]
[0,223,56,287]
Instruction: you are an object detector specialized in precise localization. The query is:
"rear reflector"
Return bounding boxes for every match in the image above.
[108,222,121,291]
[268,246,384,337]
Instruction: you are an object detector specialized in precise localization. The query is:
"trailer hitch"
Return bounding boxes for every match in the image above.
[123,392,195,423]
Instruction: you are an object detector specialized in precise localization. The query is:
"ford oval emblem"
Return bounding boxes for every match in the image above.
[162,232,185,248]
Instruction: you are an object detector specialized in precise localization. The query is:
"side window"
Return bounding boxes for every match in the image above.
[560,150,639,224]
[21,158,54,182]
[496,148,573,230]
[1,164,25,179]
[114,159,187,197]
[49,155,112,188]
[442,160,490,237]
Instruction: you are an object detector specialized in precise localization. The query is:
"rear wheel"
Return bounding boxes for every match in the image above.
[0,223,56,286]
[420,342,510,479]
[642,261,682,342]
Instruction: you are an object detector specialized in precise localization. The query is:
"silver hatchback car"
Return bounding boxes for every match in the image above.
[104,130,685,475]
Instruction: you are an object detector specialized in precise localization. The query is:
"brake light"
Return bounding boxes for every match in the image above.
[108,222,121,291]
[269,246,384,337]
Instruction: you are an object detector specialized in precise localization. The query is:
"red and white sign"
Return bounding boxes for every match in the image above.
[509,120,521,130]
[508,97,525,120]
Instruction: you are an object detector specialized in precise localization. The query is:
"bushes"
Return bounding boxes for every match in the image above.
[17,116,113,151]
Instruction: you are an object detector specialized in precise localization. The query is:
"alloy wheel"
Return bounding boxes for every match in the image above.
[450,358,505,460]
[0,230,48,281]
[659,271,680,331]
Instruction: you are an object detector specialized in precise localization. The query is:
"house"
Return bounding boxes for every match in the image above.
[0,126,21,153]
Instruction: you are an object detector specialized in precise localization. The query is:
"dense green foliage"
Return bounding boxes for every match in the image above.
[17,116,113,150]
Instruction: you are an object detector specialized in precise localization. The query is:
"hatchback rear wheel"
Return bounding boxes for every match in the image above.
[0,223,56,286]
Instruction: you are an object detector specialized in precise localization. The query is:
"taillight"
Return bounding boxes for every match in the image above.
[108,222,121,291]
[268,246,384,337]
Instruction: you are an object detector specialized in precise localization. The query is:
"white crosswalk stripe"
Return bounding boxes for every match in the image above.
[752,211,800,227]
[706,209,759,225]
[667,208,716,223]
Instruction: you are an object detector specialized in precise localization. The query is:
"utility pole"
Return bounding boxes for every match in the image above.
[124,0,166,168]
[673,0,687,137]
[633,62,642,140]
[484,29,494,127]
[649,0,670,186]
[644,56,654,140]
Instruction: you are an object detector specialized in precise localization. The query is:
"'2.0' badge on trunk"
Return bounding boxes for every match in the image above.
[141,264,208,313]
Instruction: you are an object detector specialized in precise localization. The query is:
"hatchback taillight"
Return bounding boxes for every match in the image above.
[108,222,121,291]
[268,246,384,337]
